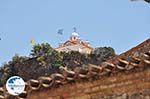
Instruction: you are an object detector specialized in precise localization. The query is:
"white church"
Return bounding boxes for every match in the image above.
[55,31,93,54]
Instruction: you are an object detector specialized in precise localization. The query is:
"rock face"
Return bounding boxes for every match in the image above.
[0,39,150,99]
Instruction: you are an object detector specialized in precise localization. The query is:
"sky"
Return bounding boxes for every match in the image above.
[0,0,149,65]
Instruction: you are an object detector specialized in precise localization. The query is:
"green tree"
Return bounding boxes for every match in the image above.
[30,43,63,68]
[11,54,28,64]
[30,43,53,57]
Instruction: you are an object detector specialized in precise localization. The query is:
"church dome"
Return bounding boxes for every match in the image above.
[71,32,79,37]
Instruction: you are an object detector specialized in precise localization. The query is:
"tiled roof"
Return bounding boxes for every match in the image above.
[60,40,93,49]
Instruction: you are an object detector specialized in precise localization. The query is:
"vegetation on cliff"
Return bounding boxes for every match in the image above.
[0,43,115,86]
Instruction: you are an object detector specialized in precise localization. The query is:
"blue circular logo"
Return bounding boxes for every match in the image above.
[6,76,25,96]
